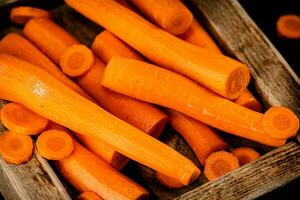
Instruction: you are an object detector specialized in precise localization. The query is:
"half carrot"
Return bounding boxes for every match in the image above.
[0,103,49,135]
[276,14,300,39]
[204,151,239,181]
[0,131,34,164]
[65,0,250,99]
[156,172,184,189]
[101,57,288,147]
[231,147,260,166]
[77,192,103,200]
[234,89,262,112]
[10,6,51,25]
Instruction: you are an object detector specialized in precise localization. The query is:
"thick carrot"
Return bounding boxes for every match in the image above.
[10,6,51,25]
[77,192,103,200]
[156,172,184,189]
[0,54,200,185]
[65,0,250,99]
[101,57,288,147]
[0,130,34,164]
[204,151,239,181]
[234,89,262,112]
[276,14,300,39]
[36,130,74,160]
[231,147,260,166]
[60,44,94,77]
[0,33,92,100]
[56,140,149,200]
[0,103,49,135]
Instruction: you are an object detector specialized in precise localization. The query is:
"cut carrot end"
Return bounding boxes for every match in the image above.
[263,106,299,139]
[276,14,300,39]
[36,130,74,160]
[60,44,94,77]
[77,191,103,200]
[231,147,260,166]
[225,66,250,99]
[0,131,34,164]
[204,151,239,181]
[147,115,168,138]
[10,6,51,25]
[156,172,185,189]
[110,152,130,170]
[0,103,49,135]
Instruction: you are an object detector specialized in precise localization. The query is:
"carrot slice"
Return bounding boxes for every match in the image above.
[263,106,299,139]
[36,130,74,160]
[10,6,51,25]
[204,151,239,181]
[234,89,262,112]
[0,103,49,135]
[60,44,94,77]
[231,147,260,166]
[276,14,300,39]
[0,131,34,164]
[156,172,185,189]
[77,192,103,200]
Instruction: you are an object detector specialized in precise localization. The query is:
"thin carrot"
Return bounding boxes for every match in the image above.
[276,14,300,39]
[156,172,184,189]
[263,106,299,139]
[65,0,250,99]
[0,103,49,135]
[101,57,288,147]
[56,140,149,200]
[10,6,51,25]
[0,54,200,185]
[231,147,260,166]
[60,44,94,77]
[0,131,34,164]
[234,89,262,112]
[204,151,239,181]
[77,192,103,200]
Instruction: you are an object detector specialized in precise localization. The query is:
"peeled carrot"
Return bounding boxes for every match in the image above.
[65,0,250,99]
[77,192,103,200]
[101,57,288,147]
[234,89,262,112]
[0,131,34,164]
[0,54,200,185]
[156,172,184,189]
[276,14,300,39]
[231,147,260,166]
[60,44,94,77]
[36,130,74,160]
[204,151,239,181]
[0,103,49,135]
[10,6,51,25]
[115,0,135,10]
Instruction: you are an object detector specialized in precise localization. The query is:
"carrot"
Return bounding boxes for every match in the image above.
[10,6,51,25]
[234,89,262,112]
[77,192,103,200]
[56,140,149,200]
[0,131,34,164]
[128,0,193,35]
[60,44,94,77]
[101,57,288,147]
[0,33,92,100]
[115,0,135,10]
[156,172,184,189]
[36,130,74,160]
[204,151,239,181]
[91,30,143,63]
[23,18,168,139]
[231,147,260,166]
[263,106,299,139]
[276,14,300,39]
[0,103,49,135]
[46,121,70,132]
[65,0,250,99]
[0,54,200,185]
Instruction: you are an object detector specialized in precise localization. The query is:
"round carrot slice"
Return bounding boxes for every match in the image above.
[60,44,94,77]
[77,191,103,200]
[36,130,74,160]
[276,14,300,39]
[263,106,299,139]
[0,103,49,135]
[0,131,34,164]
[10,6,51,25]
[231,147,260,166]
[156,172,185,189]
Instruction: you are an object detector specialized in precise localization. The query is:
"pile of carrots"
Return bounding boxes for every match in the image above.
[0,0,298,199]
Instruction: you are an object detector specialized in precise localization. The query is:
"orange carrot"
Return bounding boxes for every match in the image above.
[36,130,74,160]
[231,147,260,166]
[263,106,299,139]
[0,54,200,185]
[10,6,51,25]
[0,130,34,164]
[101,57,288,147]
[91,30,143,63]
[115,0,135,10]
[128,0,193,35]
[0,33,92,100]
[234,89,262,112]
[204,151,239,181]
[60,44,94,77]
[156,172,184,189]
[77,192,103,200]
[56,140,149,200]
[0,103,49,135]
[276,14,300,39]
[65,0,250,99]
[46,121,70,132]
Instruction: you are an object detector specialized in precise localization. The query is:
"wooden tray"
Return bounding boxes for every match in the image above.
[0,0,299,199]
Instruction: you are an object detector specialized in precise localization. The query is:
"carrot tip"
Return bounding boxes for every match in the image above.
[10,6,52,25]
[156,172,185,189]
[226,66,250,99]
